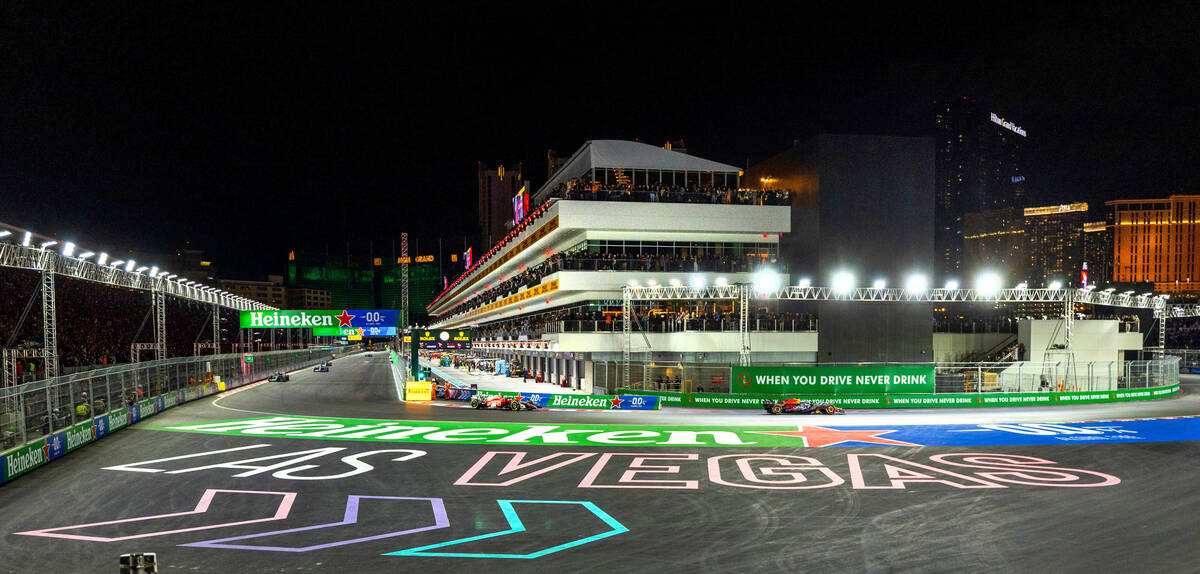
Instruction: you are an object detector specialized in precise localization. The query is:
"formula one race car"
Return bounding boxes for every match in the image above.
[313,364,329,372]
[470,394,540,411]
[763,399,844,415]
[268,372,290,382]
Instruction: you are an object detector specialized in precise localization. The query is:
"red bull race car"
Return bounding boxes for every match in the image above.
[470,394,541,411]
[763,399,845,415]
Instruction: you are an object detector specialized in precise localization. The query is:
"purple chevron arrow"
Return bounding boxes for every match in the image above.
[181,496,448,552]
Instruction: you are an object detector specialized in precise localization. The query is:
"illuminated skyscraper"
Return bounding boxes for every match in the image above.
[934,97,1029,280]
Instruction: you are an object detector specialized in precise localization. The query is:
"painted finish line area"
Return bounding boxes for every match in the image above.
[148,415,1200,448]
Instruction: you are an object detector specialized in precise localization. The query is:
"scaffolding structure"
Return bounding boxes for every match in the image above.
[620,285,1189,388]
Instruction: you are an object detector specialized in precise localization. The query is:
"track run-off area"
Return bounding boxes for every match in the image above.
[3,352,1199,573]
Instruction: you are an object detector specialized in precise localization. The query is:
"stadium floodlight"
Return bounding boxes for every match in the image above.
[0,230,10,238]
[690,274,705,290]
[1104,287,1116,293]
[832,270,854,295]
[1142,292,1153,297]
[1048,280,1063,290]
[975,271,1003,296]
[647,279,658,287]
[872,279,886,290]
[62,242,75,257]
[22,231,31,247]
[904,274,927,293]
[628,279,639,287]
[125,260,136,272]
[185,280,195,285]
[945,280,960,291]
[109,259,124,267]
[798,278,811,288]
[669,278,681,287]
[78,251,94,260]
[166,274,177,279]
[135,266,148,273]
[40,240,57,249]
[1015,282,1028,290]
[1122,290,1134,295]
[1085,284,1097,290]
[755,269,780,292]
[149,266,158,277]
[715,277,729,287]
[97,252,108,265]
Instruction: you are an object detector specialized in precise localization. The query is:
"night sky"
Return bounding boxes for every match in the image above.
[2,4,1197,278]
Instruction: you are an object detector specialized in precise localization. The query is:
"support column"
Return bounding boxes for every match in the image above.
[40,249,58,380]
[212,305,221,355]
[1063,289,1074,350]
[739,284,751,366]
[622,287,631,388]
[401,232,410,328]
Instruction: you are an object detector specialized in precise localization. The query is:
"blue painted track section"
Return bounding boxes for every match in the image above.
[815,416,1200,447]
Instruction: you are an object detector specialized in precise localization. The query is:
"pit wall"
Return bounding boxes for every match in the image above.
[618,384,1181,409]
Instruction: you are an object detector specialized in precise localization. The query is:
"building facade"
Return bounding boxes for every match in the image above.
[744,134,936,363]
[221,275,288,307]
[429,140,797,393]
[1108,195,1200,292]
[934,97,1030,280]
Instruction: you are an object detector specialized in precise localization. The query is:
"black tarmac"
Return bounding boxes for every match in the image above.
[2,353,1198,573]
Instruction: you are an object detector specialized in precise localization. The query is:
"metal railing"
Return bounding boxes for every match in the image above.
[0,347,343,451]
[591,357,1180,395]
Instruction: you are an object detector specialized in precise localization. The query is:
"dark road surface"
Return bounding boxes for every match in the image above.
[2,353,1198,573]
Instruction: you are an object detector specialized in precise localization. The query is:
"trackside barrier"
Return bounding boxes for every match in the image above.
[0,347,350,485]
[618,383,1182,409]
[480,390,661,410]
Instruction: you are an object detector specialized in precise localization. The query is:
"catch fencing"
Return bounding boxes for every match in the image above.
[0,347,342,452]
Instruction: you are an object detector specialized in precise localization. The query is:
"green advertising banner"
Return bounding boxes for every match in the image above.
[730,365,936,394]
[3,439,47,483]
[619,383,1182,409]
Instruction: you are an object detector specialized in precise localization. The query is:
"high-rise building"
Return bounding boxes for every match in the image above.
[1108,195,1200,292]
[286,247,441,323]
[934,97,1030,280]
[963,202,1092,287]
[1081,220,1112,286]
[1023,203,1090,287]
[478,162,529,252]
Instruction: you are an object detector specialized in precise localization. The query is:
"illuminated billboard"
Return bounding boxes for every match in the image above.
[416,329,473,349]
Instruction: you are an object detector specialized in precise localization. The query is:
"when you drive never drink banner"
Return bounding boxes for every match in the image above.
[730,365,936,394]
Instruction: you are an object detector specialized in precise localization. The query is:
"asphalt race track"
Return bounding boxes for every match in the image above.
[2,353,1199,573]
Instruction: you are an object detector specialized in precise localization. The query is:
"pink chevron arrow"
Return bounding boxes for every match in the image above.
[14,489,297,542]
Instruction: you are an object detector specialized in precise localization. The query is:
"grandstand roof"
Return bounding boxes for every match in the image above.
[534,140,742,201]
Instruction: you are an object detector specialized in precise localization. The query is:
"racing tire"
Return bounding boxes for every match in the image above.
[770,404,783,415]
[509,400,520,411]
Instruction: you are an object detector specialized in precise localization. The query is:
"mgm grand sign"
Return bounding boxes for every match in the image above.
[417,329,472,350]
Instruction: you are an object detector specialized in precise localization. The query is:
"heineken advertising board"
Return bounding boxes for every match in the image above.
[240,310,399,330]
[311,326,398,337]
[416,329,473,349]
[730,365,936,394]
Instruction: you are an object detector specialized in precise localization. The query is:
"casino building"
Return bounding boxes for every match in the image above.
[425,140,804,393]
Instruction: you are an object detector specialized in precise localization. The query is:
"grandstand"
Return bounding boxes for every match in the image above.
[0,222,272,387]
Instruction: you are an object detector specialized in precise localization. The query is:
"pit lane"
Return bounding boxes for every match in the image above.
[1,353,1197,573]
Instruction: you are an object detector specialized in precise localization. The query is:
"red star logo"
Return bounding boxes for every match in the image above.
[748,425,919,448]
[335,310,355,328]
[609,396,624,409]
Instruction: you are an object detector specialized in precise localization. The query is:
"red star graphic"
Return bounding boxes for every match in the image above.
[335,310,355,328]
[748,425,919,448]
[609,396,624,409]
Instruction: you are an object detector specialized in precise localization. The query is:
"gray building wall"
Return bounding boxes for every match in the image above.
[747,134,936,362]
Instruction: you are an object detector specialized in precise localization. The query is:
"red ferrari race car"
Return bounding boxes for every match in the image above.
[763,399,845,415]
[470,394,540,411]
